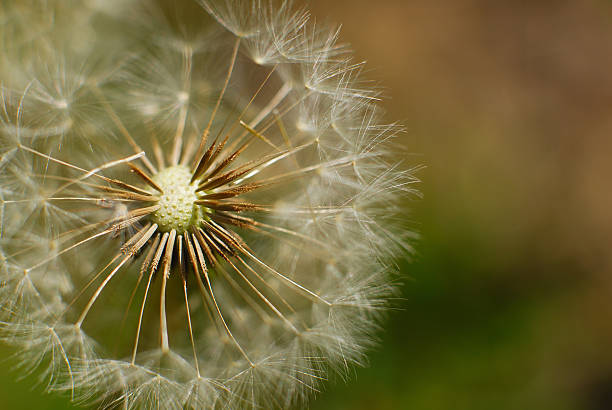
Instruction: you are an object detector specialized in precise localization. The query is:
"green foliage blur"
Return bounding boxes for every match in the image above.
[2,0,612,409]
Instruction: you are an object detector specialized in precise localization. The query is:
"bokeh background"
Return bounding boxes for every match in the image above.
[2,0,612,409]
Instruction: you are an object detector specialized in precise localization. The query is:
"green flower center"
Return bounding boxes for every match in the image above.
[150,165,199,233]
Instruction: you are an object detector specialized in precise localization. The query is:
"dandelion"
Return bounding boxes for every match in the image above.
[0,0,419,408]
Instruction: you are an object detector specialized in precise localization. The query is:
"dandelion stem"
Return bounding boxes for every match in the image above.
[129,164,164,193]
[191,232,253,366]
[193,37,241,169]
[76,255,131,327]
[92,86,156,174]
[159,230,176,352]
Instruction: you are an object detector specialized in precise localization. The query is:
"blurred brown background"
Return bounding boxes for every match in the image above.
[307,1,612,409]
[1,1,612,409]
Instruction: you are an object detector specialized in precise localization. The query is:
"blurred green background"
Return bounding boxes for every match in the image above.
[2,0,612,409]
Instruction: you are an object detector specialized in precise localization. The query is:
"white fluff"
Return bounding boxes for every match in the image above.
[0,1,418,408]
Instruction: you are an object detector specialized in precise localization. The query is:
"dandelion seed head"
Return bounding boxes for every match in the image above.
[0,0,419,408]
